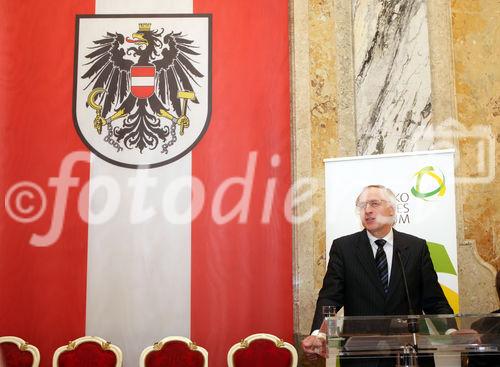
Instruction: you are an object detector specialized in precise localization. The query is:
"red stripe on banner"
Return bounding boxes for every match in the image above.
[191,1,293,366]
[131,66,156,77]
[131,85,155,98]
[0,2,94,366]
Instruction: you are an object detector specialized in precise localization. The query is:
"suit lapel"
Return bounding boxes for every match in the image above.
[355,230,386,296]
[387,229,410,303]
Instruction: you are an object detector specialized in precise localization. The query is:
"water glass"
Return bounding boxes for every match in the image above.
[322,305,337,338]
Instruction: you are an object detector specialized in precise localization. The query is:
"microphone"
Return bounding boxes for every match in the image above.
[396,247,426,367]
[395,247,419,335]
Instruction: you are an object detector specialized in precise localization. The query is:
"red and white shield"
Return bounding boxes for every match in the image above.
[130,65,156,99]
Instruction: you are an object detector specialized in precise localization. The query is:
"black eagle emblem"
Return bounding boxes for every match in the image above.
[82,22,204,153]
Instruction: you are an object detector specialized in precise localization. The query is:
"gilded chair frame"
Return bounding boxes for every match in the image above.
[227,333,298,367]
[52,336,122,367]
[139,336,208,367]
[0,336,40,367]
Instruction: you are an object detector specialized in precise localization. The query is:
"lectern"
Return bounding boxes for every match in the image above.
[325,314,500,367]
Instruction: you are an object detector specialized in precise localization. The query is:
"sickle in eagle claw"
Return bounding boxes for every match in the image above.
[87,88,107,134]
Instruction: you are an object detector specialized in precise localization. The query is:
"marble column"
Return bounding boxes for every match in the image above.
[353,0,433,154]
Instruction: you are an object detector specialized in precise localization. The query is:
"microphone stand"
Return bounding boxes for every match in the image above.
[396,248,419,367]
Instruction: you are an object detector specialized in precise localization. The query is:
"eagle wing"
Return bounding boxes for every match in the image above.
[82,32,134,117]
[153,32,204,116]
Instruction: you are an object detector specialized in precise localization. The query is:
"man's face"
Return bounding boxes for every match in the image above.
[357,187,395,237]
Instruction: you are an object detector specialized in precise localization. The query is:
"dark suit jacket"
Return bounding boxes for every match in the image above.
[311,229,453,332]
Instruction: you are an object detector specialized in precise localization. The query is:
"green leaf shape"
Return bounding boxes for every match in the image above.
[427,241,457,275]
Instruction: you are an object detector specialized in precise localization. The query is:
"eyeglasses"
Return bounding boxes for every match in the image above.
[356,199,387,209]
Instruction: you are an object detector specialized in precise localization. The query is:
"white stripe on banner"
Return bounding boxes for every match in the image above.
[131,76,155,87]
[87,2,193,367]
[95,0,192,14]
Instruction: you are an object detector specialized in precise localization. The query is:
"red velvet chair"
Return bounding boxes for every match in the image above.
[0,336,40,367]
[52,336,122,367]
[140,336,208,367]
[227,333,297,367]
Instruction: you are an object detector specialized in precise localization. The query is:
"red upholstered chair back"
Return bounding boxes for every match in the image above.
[227,333,298,367]
[0,336,40,367]
[140,336,208,367]
[52,336,122,367]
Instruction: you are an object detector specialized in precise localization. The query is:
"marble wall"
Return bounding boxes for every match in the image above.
[291,0,339,342]
[354,0,433,154]
[449,0,499,312]
[290,1,499,363]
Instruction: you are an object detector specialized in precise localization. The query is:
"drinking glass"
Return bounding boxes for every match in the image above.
[322,305,337,338]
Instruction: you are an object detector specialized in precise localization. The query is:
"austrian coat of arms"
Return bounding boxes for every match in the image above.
[74,15,211,168]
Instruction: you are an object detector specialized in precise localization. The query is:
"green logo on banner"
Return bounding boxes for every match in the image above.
[427,241,456,275]
[427,241,458,312]
[411,166,446,200]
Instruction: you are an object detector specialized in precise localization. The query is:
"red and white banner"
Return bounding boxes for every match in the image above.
[0,1,292,367]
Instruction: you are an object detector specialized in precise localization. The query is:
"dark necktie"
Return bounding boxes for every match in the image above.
[375,239,389,294]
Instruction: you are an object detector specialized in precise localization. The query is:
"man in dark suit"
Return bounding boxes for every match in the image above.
[302,184,454,365]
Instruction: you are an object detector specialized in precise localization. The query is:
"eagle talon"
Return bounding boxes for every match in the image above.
[177,116,190,135]
[94,116,107,134]
[87,88,107,134]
